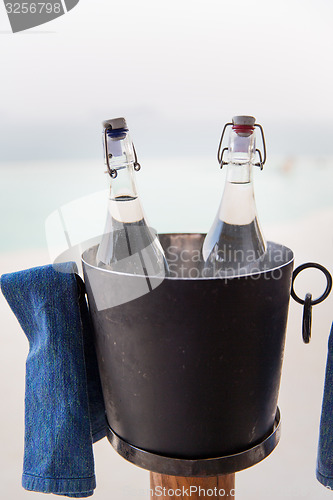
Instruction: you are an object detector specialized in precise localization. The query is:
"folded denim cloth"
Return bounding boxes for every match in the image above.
[317,322,333,490]
[1,262,107,498]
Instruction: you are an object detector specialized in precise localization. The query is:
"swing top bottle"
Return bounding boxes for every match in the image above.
[96,118,168,277]
[202,115,267,277]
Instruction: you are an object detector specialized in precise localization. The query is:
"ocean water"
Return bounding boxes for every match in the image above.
[0,155,332,255]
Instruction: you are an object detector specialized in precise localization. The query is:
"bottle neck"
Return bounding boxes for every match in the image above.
[226,127,256,182]
[226,162,252,184]
[105,127,136,168]
[105,129,138,198]
[104,129,144,223]
[219,128,258,225]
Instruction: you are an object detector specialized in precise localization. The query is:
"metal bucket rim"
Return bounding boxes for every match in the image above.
[81,235,294,281]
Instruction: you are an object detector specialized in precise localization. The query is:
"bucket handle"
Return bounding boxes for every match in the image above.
[291,263,332,344]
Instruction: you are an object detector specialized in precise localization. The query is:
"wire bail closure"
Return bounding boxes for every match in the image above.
[217,122,267,170]
[103,128,141,179]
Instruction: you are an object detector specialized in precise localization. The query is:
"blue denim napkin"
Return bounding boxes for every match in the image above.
[317,322,333,490]
[1,262,107,497]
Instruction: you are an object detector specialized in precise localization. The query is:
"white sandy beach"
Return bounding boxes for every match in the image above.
[0,207,332,500]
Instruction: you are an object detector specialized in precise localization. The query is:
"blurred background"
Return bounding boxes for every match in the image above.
[0,0,332,498]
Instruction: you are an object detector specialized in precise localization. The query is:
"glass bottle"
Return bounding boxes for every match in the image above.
[96,117,168,277]
[202,115,267,277]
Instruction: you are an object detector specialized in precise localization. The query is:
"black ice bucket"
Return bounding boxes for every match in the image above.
[82,233,295,476]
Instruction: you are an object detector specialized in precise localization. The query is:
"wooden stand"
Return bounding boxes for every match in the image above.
[150,472,236,499]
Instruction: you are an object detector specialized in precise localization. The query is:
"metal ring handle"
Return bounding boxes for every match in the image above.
[302,292,312,344]
[291,263,332,344]
[291,262,332,306]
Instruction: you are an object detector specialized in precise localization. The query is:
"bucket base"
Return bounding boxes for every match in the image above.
[107,408,281,476]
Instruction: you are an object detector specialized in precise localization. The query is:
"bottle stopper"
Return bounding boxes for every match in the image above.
[103,117,128,130]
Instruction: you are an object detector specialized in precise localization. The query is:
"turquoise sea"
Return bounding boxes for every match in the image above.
[0,155,332,255]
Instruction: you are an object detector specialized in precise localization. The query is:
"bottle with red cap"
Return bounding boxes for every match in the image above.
[202,115,267,277]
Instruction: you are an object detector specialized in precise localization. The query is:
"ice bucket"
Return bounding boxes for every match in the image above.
[82,233,294,474]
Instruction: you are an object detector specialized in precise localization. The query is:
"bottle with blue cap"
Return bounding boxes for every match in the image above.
[202,115,267,277]
[96,118,168,277]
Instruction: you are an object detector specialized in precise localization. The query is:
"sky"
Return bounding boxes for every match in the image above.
[0,0,333,161]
